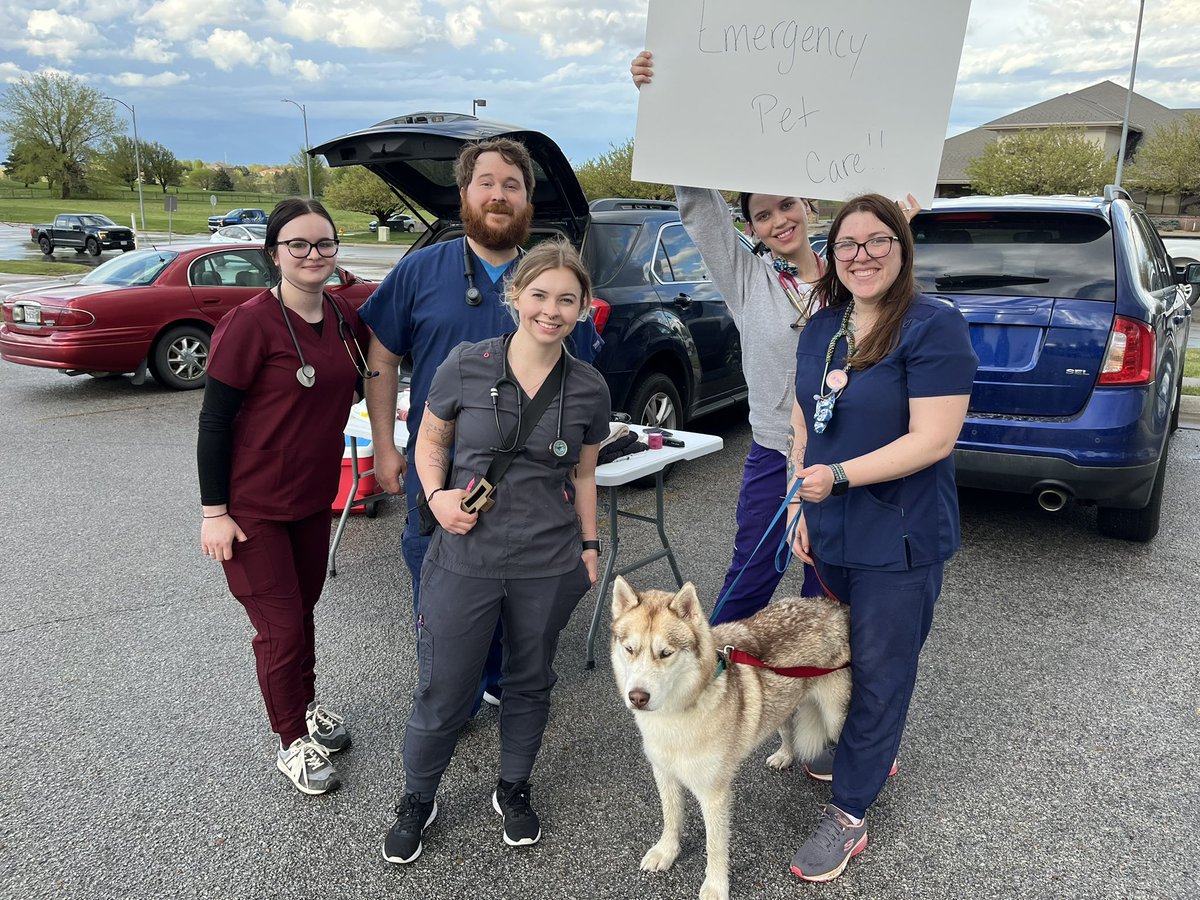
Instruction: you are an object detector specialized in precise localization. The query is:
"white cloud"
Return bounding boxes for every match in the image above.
[189,28,338,82]
[0,61,28,84]
[486,38,511,54]
[109,70,191,87]
[445,6,483,48]
[263,0,436,50]
[137,0,246,42]
[21,9,106,61]
[129,35,178,63]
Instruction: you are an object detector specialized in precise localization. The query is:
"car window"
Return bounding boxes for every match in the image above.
[189,250,271,288]
[581,222,639,287]
[79,215,117,227]
[80,250,178,286]
[912,211,1116,301]
[653,222,711,284]
[1130,213,1173,293]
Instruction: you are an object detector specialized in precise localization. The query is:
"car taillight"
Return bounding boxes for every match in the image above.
[10,303,95,329]
[590,297,611,335]
[1098,316,1154,385]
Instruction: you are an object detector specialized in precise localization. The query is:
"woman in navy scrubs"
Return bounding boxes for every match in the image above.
[197,199,370,796]
[382,238,610,865]
[784,194,978,881]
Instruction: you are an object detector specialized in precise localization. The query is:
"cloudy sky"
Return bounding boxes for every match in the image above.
[2,0,1199,168]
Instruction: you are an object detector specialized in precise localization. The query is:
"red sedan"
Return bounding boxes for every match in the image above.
[0,243,375,390]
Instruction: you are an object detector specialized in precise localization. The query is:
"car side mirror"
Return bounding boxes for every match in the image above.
[1180,262,1200,286]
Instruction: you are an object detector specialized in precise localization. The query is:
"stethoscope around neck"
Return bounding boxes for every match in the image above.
[276,289,378,388]
[491,333,569,458]
[463,238,524,306]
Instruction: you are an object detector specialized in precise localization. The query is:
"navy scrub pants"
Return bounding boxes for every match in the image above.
[222,507,332,746]
[403,479,503,710]
[403,559,591,800]
[814,559,943,820]
[713,441,823,624]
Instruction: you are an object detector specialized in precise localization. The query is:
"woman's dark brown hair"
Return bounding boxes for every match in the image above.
[814,193,917,370]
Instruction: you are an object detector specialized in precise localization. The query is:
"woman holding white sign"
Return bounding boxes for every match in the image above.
[631,51,917,628]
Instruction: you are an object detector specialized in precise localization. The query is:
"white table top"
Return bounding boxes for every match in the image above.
[344,399,408,447]
[595,425,723,487]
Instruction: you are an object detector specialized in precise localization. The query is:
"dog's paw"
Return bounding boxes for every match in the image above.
[765,746,795,770]
[640,839,680,872]
[698,876,730,900]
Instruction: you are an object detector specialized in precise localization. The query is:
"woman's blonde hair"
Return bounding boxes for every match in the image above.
[503,237,593,320]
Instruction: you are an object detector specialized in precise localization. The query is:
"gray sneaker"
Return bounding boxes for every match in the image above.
[276,735,341,795]
[306,701,351,753]
[803,745,898,783]
[790,804,868,882]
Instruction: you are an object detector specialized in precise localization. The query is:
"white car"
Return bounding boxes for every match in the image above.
[1161,235,1200,304]
[210,224,268,244]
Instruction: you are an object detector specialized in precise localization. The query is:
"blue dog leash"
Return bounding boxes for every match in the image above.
[709,478,805,625]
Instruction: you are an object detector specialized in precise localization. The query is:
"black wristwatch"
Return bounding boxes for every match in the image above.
[582,539,603,554]
[829,463,850,497]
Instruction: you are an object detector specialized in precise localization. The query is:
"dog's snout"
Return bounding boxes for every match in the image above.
[628,689,651,709]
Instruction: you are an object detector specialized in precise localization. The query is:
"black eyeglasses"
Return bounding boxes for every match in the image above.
[830,236,899,262]
[281,238,340,258]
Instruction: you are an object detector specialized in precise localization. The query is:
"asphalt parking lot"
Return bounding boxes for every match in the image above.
[2,363,1198,900]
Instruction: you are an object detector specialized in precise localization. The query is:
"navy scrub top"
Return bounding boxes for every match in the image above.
[207,290,368,520]
[794,295,978,571]
[423,336,611,579]
[358,237,604,464]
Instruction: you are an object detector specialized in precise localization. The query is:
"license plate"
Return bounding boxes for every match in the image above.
[18,305,40,325]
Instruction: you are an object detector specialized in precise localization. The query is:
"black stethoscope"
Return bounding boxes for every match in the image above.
[276,291,378,388]
[491,334,569,457]
[463,238,524,306]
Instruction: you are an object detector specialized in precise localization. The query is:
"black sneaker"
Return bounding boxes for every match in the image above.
[382,794,438,865]
[491,779,541,846]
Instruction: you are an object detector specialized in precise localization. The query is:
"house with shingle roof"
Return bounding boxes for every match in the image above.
[938,81,1200,202]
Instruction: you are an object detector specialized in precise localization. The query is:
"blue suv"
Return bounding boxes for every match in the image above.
[311,113,748,429]
[911,189,1198,541]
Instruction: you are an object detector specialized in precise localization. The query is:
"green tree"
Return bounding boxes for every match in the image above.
[290,148,328,196]
[0,73,121,198]
[965,127,1117,196]
[98,136,142,191]
[141,141,184,192]
[323,165,401,222]
[573,138,673,202]
[4,140,59,186]
[210,167,234,192]
[187,164,218,191]
[1124,113,1200,196]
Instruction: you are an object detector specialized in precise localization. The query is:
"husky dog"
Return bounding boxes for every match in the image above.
[610,576,851,900]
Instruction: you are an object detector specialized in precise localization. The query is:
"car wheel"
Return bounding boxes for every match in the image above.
[85,237,101,257]
[406,223,415,232]
[1096,433,1169,543]
[150,324,211,391]
[625,372,684,488]
[38,236,53,255]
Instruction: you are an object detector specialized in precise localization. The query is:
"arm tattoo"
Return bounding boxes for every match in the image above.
[787,426,796,484]
[428,445,450,477]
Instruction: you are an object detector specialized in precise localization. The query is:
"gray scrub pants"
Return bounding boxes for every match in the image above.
[404,558,591,799]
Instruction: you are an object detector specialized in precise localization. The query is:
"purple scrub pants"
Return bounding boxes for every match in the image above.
[223,508,332,746]
[814,559,943,820]
[713,441,822,624]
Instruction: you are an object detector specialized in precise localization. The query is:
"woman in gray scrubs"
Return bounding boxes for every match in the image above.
[383,239,611,865]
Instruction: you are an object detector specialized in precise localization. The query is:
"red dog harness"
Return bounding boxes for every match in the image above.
[717,645,850,679]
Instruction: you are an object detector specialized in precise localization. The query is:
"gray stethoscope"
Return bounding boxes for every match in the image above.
[276,291,377,388]
[491,334,569,457]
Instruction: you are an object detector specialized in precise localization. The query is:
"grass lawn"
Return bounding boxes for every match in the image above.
[0,259,91,276]
[1185,346,1200,396]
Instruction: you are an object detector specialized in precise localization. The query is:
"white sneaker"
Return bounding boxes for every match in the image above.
[306,701,351,753]
[276,735,341,795]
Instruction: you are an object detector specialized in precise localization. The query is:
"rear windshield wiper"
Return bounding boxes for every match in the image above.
[933,274,1051,290]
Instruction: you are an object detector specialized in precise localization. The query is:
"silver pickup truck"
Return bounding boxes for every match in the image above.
[30,213,136,257]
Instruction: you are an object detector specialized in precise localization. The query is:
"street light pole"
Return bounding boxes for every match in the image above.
[281,99,313,199]
[1114,0,1146,188]
[103,96,145,232]
[472,98,487,117]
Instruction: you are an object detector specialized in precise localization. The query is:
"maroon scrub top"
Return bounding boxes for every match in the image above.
[207,289,367,521]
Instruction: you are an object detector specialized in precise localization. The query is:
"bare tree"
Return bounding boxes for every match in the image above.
[0,73,121,198]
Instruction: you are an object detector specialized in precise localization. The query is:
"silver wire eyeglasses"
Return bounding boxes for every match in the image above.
[830,236,899,262]
[282,238,340,258]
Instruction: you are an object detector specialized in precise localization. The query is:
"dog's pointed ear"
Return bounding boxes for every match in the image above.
[668,582,703,621]
[611,576,640,619]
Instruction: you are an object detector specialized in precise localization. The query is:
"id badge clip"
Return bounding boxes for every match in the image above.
[460,477,497,514]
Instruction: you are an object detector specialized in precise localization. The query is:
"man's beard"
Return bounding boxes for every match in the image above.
[461,198,534,252]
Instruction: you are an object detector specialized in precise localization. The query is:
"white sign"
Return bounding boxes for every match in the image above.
[632,0,971,203]
[210,194,218,207]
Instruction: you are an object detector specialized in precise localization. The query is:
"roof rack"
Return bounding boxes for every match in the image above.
[1103,184,1133,203]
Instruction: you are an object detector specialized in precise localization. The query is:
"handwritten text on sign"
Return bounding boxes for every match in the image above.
[632,0,972,203]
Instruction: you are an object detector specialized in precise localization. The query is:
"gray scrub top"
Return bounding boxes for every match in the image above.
[424,336,611,579]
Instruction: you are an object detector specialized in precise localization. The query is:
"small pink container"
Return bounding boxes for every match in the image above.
[646,429,664,450]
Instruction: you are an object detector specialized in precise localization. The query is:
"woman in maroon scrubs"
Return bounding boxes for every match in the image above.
[197,198,371,795]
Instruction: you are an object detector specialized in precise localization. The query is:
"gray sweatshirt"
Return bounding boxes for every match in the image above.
[676,186,819,454]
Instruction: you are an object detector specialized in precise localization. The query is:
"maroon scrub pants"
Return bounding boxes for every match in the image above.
[221,508,332,745]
